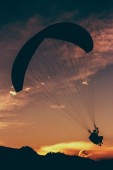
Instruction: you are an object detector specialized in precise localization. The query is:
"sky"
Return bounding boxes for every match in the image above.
[0,0,113,160]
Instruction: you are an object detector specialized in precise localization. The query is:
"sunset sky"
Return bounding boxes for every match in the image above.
[0,0,113,160]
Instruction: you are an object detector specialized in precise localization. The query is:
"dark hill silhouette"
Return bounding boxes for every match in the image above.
[0,145,112,170]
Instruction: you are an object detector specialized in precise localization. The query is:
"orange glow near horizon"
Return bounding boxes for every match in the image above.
[36,141,113,160]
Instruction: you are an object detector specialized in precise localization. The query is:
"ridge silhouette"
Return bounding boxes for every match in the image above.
[0,145,112,170]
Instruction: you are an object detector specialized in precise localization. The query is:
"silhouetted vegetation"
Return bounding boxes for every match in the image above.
[0,146,112,170]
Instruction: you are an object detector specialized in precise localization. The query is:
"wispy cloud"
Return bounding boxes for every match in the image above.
[50,105,65,109]
[0,120,33,130]
[0,90,29,112]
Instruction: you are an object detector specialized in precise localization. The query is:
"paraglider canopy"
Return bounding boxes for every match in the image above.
[11,22,96,133]
[11,22,93,92]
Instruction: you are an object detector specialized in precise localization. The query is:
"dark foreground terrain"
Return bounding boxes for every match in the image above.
[0,146,112,170]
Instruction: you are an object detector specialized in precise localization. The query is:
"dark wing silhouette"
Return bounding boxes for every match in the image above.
[11,22,93,92]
